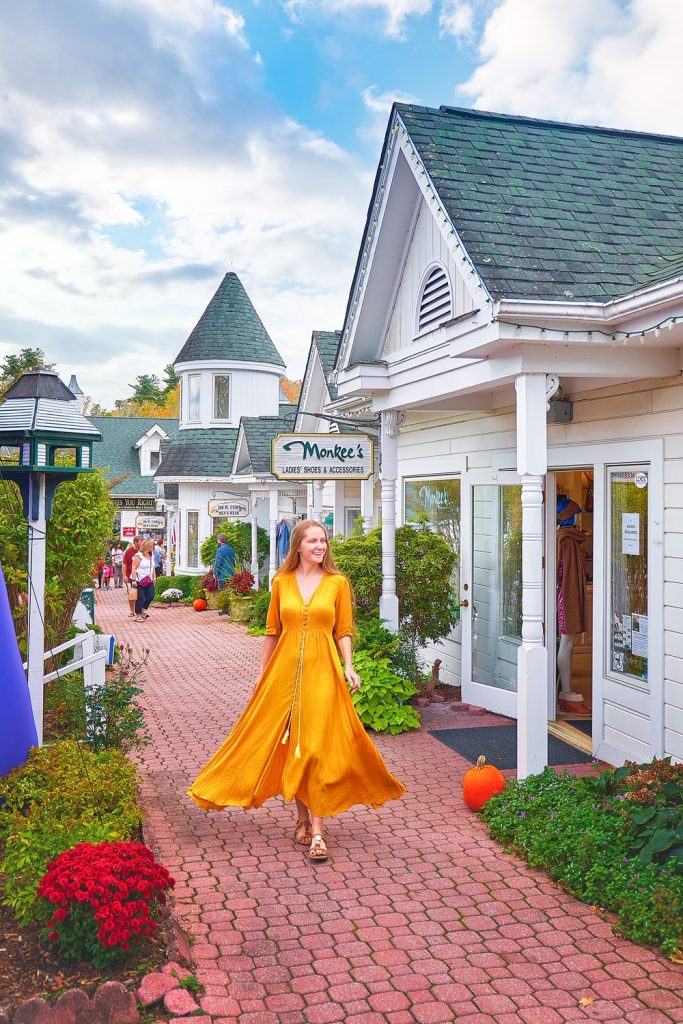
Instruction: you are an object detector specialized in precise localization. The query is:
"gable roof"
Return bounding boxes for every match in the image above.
[238,406,297,475]
[395,104,683,302]
[312,331,341,401]
[89,416,178,495]
[154,427,238,479]
[174,272,285,367]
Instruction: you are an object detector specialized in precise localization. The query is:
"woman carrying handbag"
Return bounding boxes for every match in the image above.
[131,538,156,622]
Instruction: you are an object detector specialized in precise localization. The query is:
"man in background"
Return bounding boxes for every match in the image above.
[122,536,142,618]
[214,533,236,590]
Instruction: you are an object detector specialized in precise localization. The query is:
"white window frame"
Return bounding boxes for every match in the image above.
[187,374,201,423]
[212,373,231,422]
[186,510,199,568]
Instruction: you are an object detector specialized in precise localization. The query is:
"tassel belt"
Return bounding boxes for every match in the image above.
[282,610,308,758]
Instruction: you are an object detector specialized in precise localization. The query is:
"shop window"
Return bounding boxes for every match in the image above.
[345,508,361,535]
[608,467,649,685]
[187,511,199,568]
[213,374,230,420]
[188,375,201,422]
[404,477,460,619]
[500,485,522,640]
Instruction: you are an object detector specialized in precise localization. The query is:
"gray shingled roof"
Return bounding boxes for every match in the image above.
[395,105,683,302]
[174,272,285,366]
[89,417,178,495]
[240,407,297,474]
[155,428,238,478]
[313,331,341,400]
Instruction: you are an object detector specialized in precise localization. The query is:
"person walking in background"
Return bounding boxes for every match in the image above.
[122,536,141,618]
[101,542,114,590]
[153,536,165,577]
[188,519,405,861]
[112,541,124,588]
[94,554,104,590]
[131,538,156,623]
[214,533,236,590]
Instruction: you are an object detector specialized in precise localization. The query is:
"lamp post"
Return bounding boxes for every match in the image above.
[0,370,102,743]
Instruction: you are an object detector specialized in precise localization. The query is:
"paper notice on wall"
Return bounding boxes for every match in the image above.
[631,613,648,657]
[621,513,640,555]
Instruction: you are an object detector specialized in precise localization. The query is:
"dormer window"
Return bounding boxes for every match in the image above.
[188,374,201,421]
[213,374,230,420]
[150,450,160,471]
[417,265,452,334]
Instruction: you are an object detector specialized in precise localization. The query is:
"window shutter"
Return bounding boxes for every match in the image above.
[418,266,451,333]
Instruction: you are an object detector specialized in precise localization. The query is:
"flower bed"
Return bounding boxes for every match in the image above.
[480,760,683,956]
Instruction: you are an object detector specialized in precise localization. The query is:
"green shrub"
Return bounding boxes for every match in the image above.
[200,521,268,570]
[44,643,149,752]
[247,589,272,634]
[481,765,683,955]
[351,650,421,734]
[0,742,141,922]
[154,574,200,600]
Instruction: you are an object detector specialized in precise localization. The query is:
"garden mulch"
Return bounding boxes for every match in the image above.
[90,588,683,1023]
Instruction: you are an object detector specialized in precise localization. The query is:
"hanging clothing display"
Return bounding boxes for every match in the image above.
[557,526,588,635]
[276,518,291,563]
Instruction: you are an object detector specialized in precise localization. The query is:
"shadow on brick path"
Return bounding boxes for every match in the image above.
[96,590,683,1024]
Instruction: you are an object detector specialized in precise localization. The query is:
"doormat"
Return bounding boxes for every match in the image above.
[429,725,594,770]
[567,719,592,737]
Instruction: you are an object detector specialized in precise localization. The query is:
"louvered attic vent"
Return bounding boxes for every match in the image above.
[418,266,452,332]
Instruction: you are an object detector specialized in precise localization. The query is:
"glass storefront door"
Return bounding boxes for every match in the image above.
[461,472,522,717]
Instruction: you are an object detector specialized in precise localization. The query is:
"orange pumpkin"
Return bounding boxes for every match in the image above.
[463,755,506,812]
[193,598,207,612]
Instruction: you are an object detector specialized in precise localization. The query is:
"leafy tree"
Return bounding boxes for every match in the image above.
[331,523,457,678]
[200,521,269,571]
[162,364,179,396]
[130,374,164,405]
[0,348,54,400]
[0,471,115,654]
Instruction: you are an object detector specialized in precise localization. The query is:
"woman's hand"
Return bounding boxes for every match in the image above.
[344,666,361,694]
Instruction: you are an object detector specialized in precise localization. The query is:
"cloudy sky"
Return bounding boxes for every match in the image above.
[1,0,682,405]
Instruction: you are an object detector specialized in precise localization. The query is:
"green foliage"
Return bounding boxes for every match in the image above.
[44,642,150,753]
[0,471,116,653]
[0,348,53,400]
[332,525,457,678]
[351,649,421,734]
[330,529,383,615]
[0,742,141,922]
[130,373,165,405]
[246,588,271,635]
[154,574,201,600]
[199,521,268,570]
[481,765,683,955]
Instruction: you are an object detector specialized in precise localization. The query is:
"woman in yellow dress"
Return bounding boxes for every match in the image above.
[188,519,405,860]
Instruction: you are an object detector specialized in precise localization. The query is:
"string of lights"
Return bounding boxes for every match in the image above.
[494,313,679,345]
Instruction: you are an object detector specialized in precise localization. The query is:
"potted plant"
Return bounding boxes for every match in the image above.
[158,587,183,607]
[200,572,219,610]
[227,570,256,622]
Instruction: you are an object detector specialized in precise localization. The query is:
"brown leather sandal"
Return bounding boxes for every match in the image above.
[294,819,312,846]
[308,834,328,861]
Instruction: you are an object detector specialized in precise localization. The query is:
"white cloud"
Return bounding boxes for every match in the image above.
[458,0,683,135]
[282,0,433,40]
[360,84,422,146]
[0,1,372,403]
[439,1,475,41]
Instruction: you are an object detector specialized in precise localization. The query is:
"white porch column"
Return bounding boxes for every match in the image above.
[27,474,47,744]
[250,505,259,589]
[332,480,345,536]
[361,472,375,534]
[379,411,399,632]
[312,482,323,523]
[268,487,278,586]
[515,374,549,778]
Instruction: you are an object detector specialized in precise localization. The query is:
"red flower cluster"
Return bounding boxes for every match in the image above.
[38,841,175,953]
[229,570,255,595]
[201,573,218,592]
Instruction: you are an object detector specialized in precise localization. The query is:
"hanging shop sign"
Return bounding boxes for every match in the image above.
[208,498,250,519]
[113,497,157,510]
[271,434,374,480]
[135,514,166,532]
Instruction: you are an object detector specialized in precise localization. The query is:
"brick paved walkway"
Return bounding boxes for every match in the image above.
[96,590,683,1024]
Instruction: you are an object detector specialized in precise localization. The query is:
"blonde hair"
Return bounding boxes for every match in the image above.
[277,519,342,577]
[139,538,155,556]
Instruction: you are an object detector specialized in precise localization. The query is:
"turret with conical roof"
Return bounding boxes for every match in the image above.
[172,271,287,433]
[174,272,285,367]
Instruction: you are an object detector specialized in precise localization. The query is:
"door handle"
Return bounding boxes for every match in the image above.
[459,599,469,608]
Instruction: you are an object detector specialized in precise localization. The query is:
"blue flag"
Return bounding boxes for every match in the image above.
[0,561,38,775]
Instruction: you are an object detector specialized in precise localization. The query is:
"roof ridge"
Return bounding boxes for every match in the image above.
[396,102,683,145]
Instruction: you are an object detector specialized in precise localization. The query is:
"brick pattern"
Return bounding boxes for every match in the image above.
[96,591,683,1024]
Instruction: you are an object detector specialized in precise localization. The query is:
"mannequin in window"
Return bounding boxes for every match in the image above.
[556,496,591,716]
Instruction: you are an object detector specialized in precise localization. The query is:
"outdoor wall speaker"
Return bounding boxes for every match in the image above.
[547,399,573,423]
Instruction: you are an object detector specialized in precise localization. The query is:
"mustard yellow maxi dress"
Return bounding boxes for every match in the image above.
[188,571,405,816]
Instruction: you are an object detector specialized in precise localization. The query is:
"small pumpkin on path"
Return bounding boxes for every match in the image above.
[463,755,506,812]
[193,598,208,612]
